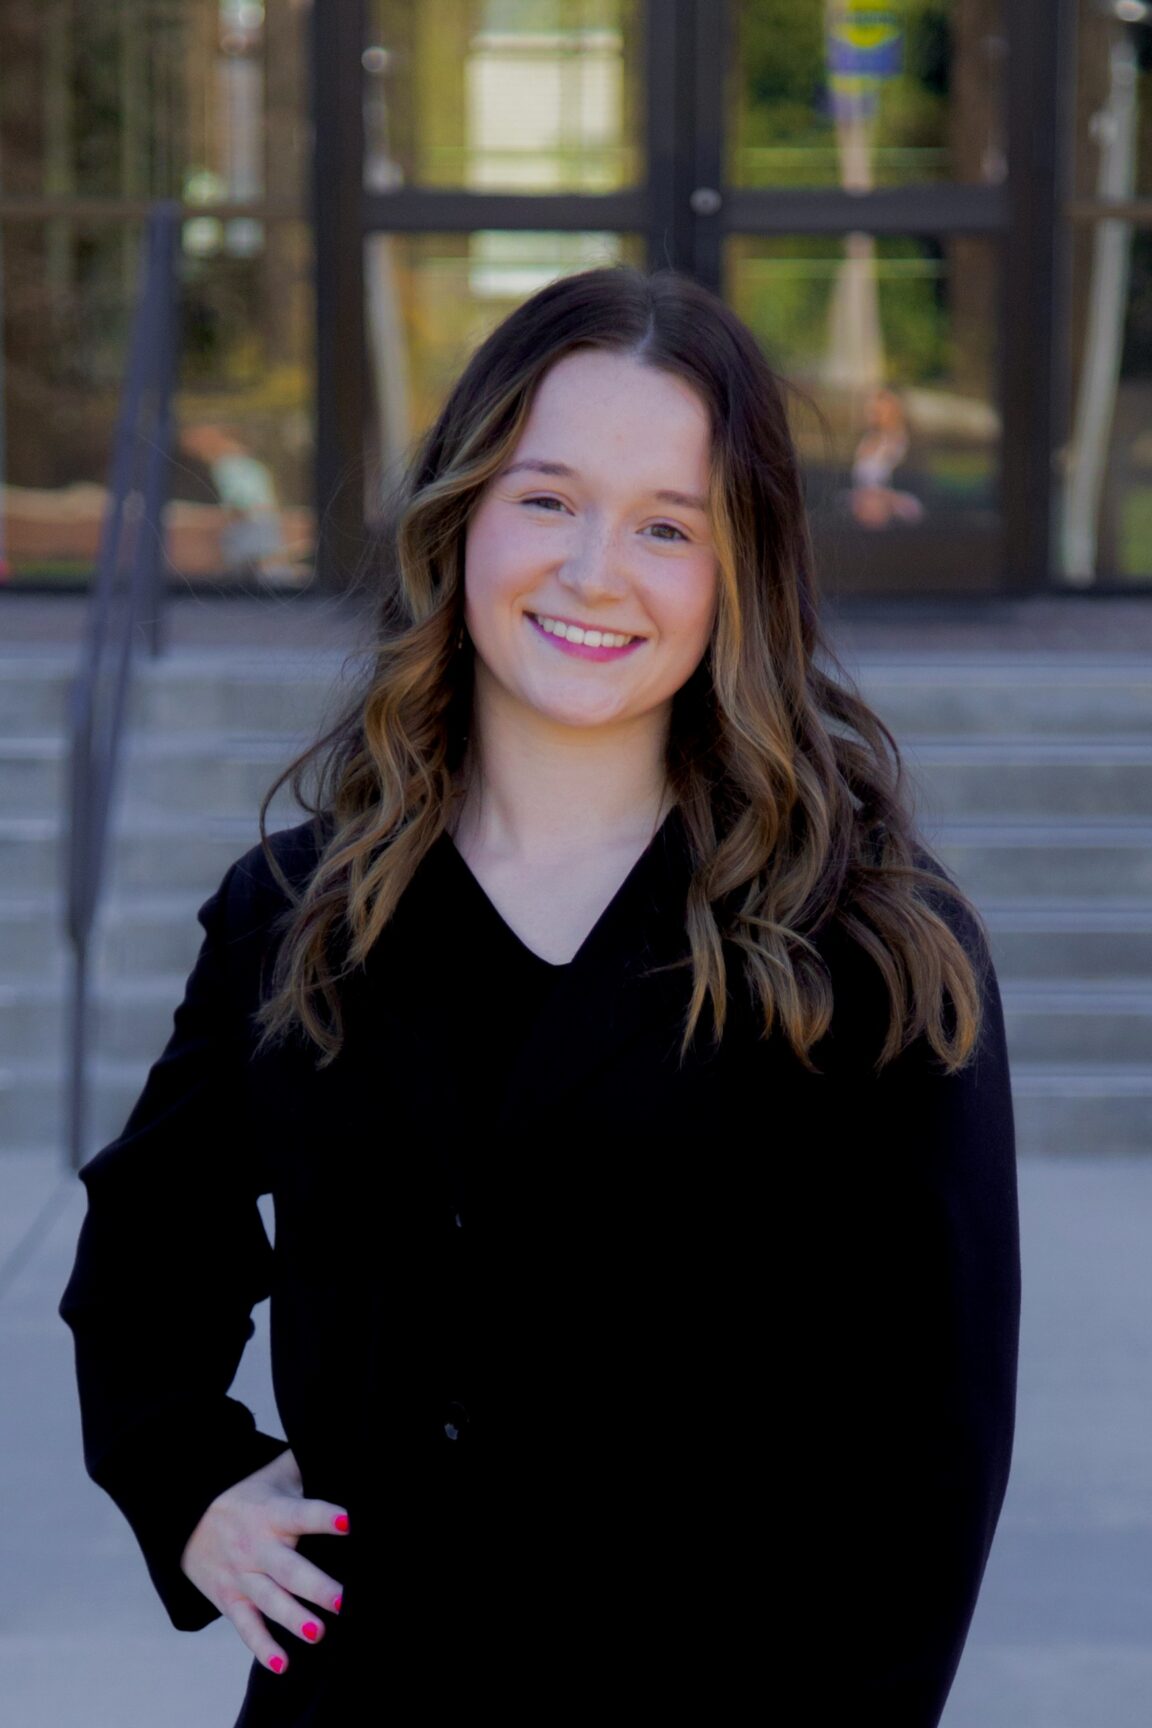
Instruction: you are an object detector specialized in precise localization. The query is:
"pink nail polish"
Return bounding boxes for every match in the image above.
[302,1621,320,1642]
[333,1514,349,1533]
[331,1594,343,1614]
[269,1656,286,1675]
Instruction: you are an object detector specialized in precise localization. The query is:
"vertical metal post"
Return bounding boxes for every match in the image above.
[311,0,368,591]
[1001,0,1071,592]
[688,0,730,296]
[645,0,697,275]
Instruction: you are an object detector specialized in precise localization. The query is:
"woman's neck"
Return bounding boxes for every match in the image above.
[452,683,671,862]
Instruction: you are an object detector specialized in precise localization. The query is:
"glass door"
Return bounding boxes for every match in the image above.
[720,1,1010,597]
[314,1,1055,597]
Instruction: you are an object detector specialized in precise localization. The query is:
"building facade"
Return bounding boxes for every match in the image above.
[0,0,1147,600]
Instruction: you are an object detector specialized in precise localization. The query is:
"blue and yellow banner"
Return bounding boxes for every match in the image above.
[827,3,904,120]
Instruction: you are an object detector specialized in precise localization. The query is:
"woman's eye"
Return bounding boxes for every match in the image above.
[522,497,688,541]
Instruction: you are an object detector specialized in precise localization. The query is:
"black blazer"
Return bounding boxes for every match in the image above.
[60,811,1021,1727]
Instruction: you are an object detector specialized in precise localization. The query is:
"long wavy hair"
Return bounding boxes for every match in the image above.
[253,263,990,1078]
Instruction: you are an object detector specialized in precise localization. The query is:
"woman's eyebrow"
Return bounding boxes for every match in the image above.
[500,458,709,515]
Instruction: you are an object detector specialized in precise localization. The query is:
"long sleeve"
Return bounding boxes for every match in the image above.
[798,878,1022,1724]
[59,857,290,1631]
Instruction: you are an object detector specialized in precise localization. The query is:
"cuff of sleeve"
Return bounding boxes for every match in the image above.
[95,1408,291,1632]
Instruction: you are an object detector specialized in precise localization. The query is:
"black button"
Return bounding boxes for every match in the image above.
[443,1399,470,1441]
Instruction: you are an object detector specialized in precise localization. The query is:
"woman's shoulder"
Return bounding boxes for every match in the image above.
[211,812,332,940]
[804,835,997,1072]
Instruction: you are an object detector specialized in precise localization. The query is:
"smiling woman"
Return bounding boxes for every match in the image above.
[60,263,1020,1728]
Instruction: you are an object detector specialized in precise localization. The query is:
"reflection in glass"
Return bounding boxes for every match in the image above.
[0,217,316,588]
[1062,3,1152,585]
[362,231,644,509]
[1073,1,1152,202]
[364,0,644,193]
[0,0,314,587]
[728,0,1007,190]
[1062,224,1152,586]
[727,233,1000,591]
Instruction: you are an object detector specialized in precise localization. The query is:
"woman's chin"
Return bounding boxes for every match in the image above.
[527,690,649,732]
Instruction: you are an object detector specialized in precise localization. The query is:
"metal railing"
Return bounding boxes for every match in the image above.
[64,201,181,1169]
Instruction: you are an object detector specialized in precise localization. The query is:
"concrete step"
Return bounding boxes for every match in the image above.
[126,650,356,734]
[1001,980,1152,1064]
[899,737,1152,821]
[10,890,1152,984]
[8,971,1149,1072]
[0,977,192,1066]
[118,734,318,821]
[1009,1065,1152,1157]
[19,814,1151,901]
[0,902,68,977]
[848,653,1152,736]
[929,819,1152,899]
[0,736,314,821]
[5,1059,1148,1165]
[980,900,1152,978]
[0,654,73,732]
[0,815,263,895]
[0,1058,143,1161]
[6,733,1147,823]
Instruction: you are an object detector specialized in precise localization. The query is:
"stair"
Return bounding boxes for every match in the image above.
[0,648,353,1161]
[2,644,1150,1162]
[850,652,1152,1157]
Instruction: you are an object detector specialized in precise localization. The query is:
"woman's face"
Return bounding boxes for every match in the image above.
[463,348,719,735]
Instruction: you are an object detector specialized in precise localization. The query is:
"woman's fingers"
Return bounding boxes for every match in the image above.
[264,1544,345,1615]
[177,1456,352,1670]
[240,1569,330,1645]
[225,1595,290,1676]
[281,1495,351,1540]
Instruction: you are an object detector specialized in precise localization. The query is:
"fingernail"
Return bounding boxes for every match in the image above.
[333,1514,349,1533]
[331,1594,343,1614]
[302,1621,320,1642]
[269,1656,286,1675]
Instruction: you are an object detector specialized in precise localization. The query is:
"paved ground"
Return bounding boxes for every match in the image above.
[1,1151,1150,1726]
[6,585,1152,654]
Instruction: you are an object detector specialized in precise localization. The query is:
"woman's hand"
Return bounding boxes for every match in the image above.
[179,1448,349,1675]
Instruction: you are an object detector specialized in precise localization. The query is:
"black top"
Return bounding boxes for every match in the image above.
[59,808,1021,1728]
[431,827,573,1189]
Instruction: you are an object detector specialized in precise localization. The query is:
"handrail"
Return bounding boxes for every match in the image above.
[64,201,181,1170]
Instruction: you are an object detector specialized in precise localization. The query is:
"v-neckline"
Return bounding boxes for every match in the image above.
[440,807,679,973]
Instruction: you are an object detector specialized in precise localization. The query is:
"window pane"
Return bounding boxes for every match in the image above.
[1059,220,1152,586]
[0,215,316,588]
[0,0,309,206]
[728,0,1007,190]
[725,232,1001,594]
[361,230,645,508]
[0,0,315,589]
[364,0,645,193]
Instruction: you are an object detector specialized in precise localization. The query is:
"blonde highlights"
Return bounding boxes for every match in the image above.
[252,264,988,1080]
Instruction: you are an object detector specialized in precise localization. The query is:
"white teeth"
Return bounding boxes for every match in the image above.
[532,614,637,648]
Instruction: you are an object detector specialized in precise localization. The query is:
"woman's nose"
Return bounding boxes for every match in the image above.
[557,532,629,602]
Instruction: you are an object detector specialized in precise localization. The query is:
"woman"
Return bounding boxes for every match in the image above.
[60,264,1020,1726]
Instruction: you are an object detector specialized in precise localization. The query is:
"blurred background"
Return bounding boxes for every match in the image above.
[0,0,1149,595]
[1,5,1151,1726]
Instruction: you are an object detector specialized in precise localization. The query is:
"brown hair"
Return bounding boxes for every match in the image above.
[253,263,990,1077]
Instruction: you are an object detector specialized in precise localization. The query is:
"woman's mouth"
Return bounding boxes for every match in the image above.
[525,612,646,662]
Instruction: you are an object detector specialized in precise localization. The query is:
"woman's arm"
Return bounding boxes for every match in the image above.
[802,878,1022,1724]
[59,856,291,1632]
